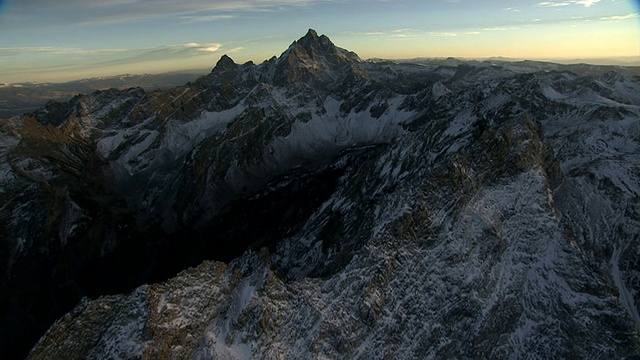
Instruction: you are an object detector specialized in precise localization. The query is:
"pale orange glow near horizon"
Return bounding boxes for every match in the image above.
[340,10,639,63]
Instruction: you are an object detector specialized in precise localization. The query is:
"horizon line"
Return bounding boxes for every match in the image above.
[3,55,639,86]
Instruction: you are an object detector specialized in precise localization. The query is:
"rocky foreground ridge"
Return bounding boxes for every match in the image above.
[0,30,639,359]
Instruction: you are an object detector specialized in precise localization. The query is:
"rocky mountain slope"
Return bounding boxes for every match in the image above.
[1,29,639,359]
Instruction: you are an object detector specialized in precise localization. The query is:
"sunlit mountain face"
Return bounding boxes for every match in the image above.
[1,30,639,359]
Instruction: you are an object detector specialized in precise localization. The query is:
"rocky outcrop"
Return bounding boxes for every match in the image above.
[272,29,365,89]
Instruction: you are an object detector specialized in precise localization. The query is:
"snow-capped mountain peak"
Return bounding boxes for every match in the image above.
[272,29,365,87]
[212,54,238,72]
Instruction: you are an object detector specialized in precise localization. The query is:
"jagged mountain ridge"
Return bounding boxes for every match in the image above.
[0,30,639,359]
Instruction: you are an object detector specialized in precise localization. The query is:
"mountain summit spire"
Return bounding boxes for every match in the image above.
[212,54,236,72]
[272,29,364,87]
[303,28,319,41]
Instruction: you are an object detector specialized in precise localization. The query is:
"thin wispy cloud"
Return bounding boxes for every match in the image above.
[225,47,245,55]
[575,0,601,6]
[538,0,601,7]
[483,26,518,31]
[118,42,225,59]
[0,42,225,72]
[179,42,224,52]
[348,31,386,36]
[427,31,480,37]
[11,0,320,25]
[0,47,128,57]
[1,42,245,81]
[180,15,237,23]
[13,0,317,11]
[600,12,639,20]
[201,44,224,52]
[538,1,572,7]
[346,28,413,37]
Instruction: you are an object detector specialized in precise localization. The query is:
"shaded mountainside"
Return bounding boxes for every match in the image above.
[0,29,639,359]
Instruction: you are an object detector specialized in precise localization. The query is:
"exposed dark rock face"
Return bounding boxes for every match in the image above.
[272,29,365,89]
[0,30,639,359]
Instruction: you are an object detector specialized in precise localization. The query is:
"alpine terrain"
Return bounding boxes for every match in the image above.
[1,29,639,359]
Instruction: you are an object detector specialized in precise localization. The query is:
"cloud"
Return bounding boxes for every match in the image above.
[226,47,245,54]
[126,42,225,59]
[344,28,411,36]
[0,40,244,83]
[0,43,224,69]
[13,0,314,10]
[0,47,128,57]
[600,12,639,21]
[427,31,480,37]
[483,26,518,31]
[575,0,601,6]
[10,0,319,24]
[345,28,412,37]
[348,31,385,36]
[201,44,223,52]
[538,1,572,6]
[537,0,601,7]
[173,42,224,52]
[180,15,237,22]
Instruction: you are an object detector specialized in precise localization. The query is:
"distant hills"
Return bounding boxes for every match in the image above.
[0,69,208,118]
[397,57,640,76]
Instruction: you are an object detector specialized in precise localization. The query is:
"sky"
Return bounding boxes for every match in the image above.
[0,0,638,84]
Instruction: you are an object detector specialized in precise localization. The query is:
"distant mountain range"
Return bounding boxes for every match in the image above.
[2,29,639,359]
[3,56,637,120]
[0,70,208,118]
